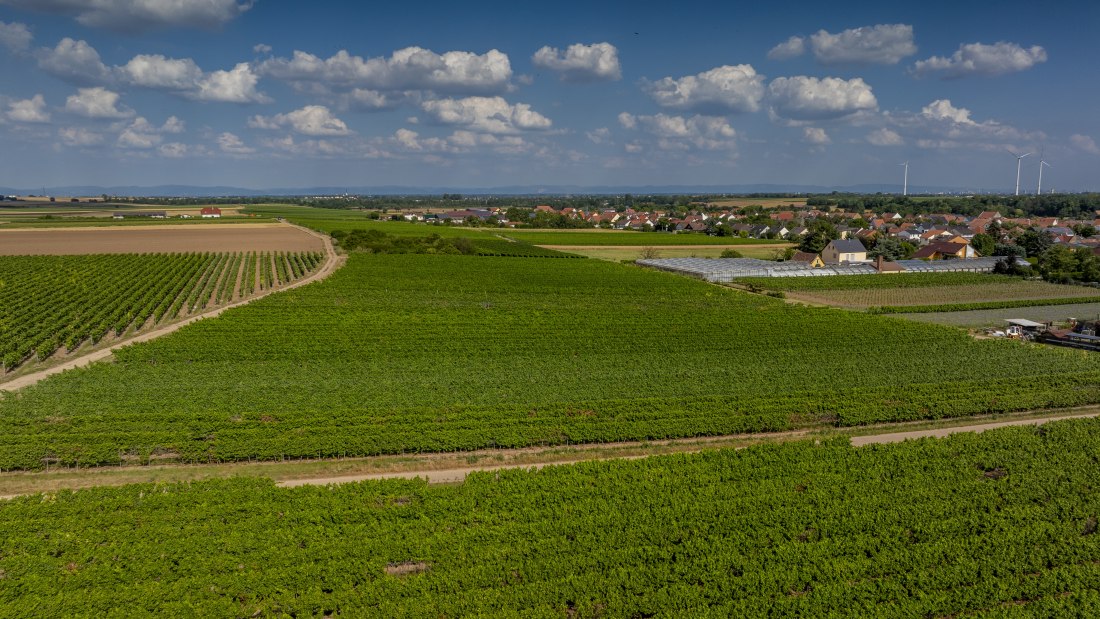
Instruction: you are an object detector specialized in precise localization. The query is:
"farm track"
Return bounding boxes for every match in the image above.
[1,406,1096,499]
[0,223,342,392]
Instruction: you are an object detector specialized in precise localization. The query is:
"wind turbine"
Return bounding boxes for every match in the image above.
[899,161,909,196]
[1037,156,1051,195]
[1010,150,1032,196]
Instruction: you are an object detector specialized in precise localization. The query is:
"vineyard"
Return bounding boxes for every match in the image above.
[736,272,1013,291]
[2,418,1099,616]
[2,253,1099,470]
[0,251,323,373]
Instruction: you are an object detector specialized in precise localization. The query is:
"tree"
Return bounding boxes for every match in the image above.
[867,237,913,261]
[798,220,838,254]
[1038,245,1079,283]
[970,233,995,257]
[994,243,1026,258]
[1016,229,1054,258]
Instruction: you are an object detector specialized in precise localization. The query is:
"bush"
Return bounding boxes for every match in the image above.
[720,249,743,259]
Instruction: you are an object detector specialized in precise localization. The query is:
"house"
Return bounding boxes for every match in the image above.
[200,207,222,218]
[912,240,979,260]
[790,251,825,267]
[822,239,868,264]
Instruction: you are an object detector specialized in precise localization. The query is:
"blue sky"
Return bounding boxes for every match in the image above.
[1,0,1098,192]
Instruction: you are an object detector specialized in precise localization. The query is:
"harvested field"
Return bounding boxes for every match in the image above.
[787,281,1098,309]
[0,223,323,255]
[706,198,807,208]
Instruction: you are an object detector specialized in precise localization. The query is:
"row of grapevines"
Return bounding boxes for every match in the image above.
[2,418,1099,616]
[2,253,1099,470]
[0,251,324,373]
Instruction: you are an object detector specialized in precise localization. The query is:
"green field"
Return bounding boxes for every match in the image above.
[244,204,776,246]
[737,272,1007,291]
[2,253,1100,470]
[0,252,323,373]
[3,418,1099,616]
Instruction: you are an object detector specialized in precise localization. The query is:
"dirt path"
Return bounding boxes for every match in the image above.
[277,409,1100,489]
[0,223,342,392]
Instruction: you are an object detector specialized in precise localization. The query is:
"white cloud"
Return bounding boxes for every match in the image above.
[260,47,512,95]
[619,112,736,150]
[766,76,877,120]
[217,131,254,154]
[531,42,621,82]
[912,42,1047,79]
[118,126,161,148]
[64,87,132,118]
[253,43,272,55]
[768,36,805,61]
[1071,134,1100,155]
[195,62,269,103]
[249,105,351,136]
[7,94,50,123]
[920,99,974,125]
[642,64,765,114]
[2,0,252,33]
[120,54,203,89]
[37,37,111,84]
[810,24,916,65]
[161,115,184,133]
[58,126,102,146]
[344,88,406,111]
[0,20,32,52]
[420,96,551,134]
[882,99,1042,151]
[586,127,611,144]
[157,142,190,157]
[116,116,183,148]
[867,127,903,146]
[803,127,830,145]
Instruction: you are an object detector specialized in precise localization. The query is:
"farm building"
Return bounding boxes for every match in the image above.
[790,251,825,267]
[201,207,222,218]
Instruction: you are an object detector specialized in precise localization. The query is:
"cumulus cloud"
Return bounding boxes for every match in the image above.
[766,76,877,120]
[810,24,916,65]
[882,99,1042,151]
[642,64,765,114]
[803,127,830,145]
[194,62,269,103]
[64,87,132,118]
[531,42,621,82]
[157,142,191,157]
[912,42,1047,79]
[36,37,111,84]
[0,20,32,52]
[115,116,184,148]
[253,43,272,55]
[7,94,50,123]
[1,0,252,33]
[249,105,351,136]
[58,126,102,146]
[217,131,254,154]
[867,127,903,146]
[1071,134,1100,155]
[420,96,551,134]
[768,36,805,61]
[619,112,737,150]
[259,47,512,95]
[120,54,203,89]
[343,88,407,111]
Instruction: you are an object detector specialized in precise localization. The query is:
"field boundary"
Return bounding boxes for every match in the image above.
[0,223,341,392]
[1,406,1095,499]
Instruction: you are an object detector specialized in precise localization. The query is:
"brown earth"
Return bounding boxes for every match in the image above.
[0,223,322,255]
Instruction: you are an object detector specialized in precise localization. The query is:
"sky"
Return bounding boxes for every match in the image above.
[1,0,1098,192]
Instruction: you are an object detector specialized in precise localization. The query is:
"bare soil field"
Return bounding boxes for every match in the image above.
[0,223,323,255]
